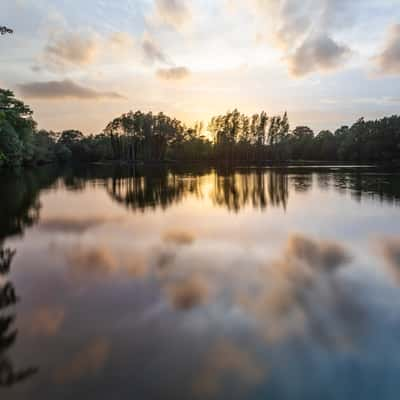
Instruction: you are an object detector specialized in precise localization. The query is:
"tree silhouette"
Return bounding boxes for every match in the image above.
[104,111,185,162]
[105,168,201,212]
[211,169,289,212]
[0,248,38,387]
[2,89,400,167]
[0,27,13,35]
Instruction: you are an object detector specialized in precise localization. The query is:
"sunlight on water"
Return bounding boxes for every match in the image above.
[1,165,400,399]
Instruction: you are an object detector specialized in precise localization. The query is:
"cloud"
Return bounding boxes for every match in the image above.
[123,255,149,278]
[284,233,351,272]
[156,66,191,80]
[152,0,192,30]
[166,274,210,310]
[142,34,170,65]
[379,237,400,283]
[54,337,110,383]
[251,0,355,77]
[287,34,351,77]
[374,24,400,76]
[162,229,195,244]
[39,216,113,234]
[18,79,125,100]
[65,244,119,279]
[155,247,177,272]
[61,242,150,280]
[108,31,135,54]
[192,340,264,397]
[39,30,136,72]
[239,234,358,345]
[29,306,65,336]
[44,32,100,69]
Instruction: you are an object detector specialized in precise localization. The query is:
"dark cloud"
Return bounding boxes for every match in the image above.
[375,24,400,75]
[155,248,177,272]
[385,97,400,103]
[239,234,358,345]
[18,79,125,100]
[285,234,351,272]
[156,66,190,80]
[319,0,361,32]
[40,216,113,233]
[288,34,351,77]
[166,275,210,310]
[29,306,65,336]
[253,0,355,76]
[142,35,170,65]
[269,0,311,50]
[31,65,42,73]
[54,337,110,383]
[192,340,264,398]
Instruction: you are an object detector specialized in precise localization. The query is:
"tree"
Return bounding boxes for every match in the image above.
[2,98,400,167]
[290,126,314,160]
[104,111,185,162]
[0,89,36,167]
[0,26,13,35]
[315,130,336,160]
[33,130,57,164]
[58,130,84,146]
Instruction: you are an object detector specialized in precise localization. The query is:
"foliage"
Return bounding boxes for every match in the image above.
[0,26,13,35]
[1,88,400,167]
[104,111,185,162]
[0,89,36,167]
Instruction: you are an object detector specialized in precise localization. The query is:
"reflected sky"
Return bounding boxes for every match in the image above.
[2,166,400,399]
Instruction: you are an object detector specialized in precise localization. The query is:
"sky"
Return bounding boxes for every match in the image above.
[1,0,400,134]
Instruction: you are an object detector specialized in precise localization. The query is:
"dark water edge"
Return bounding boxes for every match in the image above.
[0,158,387,173]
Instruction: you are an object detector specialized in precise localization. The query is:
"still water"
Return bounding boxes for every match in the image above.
[1,164,400,399]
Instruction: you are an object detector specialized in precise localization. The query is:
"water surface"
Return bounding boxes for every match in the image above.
[2,165,400,399]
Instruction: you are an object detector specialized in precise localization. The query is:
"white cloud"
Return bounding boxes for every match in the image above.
[287,34,352,77]
[141,32,171,65]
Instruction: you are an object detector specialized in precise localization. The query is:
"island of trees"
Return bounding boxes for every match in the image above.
[1,88,400,169]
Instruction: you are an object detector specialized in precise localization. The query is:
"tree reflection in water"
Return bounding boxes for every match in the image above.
[0,248,38,387]
[0,167,61,243]
[332,171,400,204]
[106,168,203,212]
[211,169,288,212]
[24,164,399,213]
[0,165,400,398]
[103,166,290,212]
[0,168,58,389]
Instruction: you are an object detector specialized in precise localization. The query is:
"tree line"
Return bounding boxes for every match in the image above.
[1,88,400,168]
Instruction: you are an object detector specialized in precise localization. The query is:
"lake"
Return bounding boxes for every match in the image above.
[1,164,400,399]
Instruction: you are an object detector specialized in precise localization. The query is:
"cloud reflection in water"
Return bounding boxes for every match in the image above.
[2,166,400,399]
